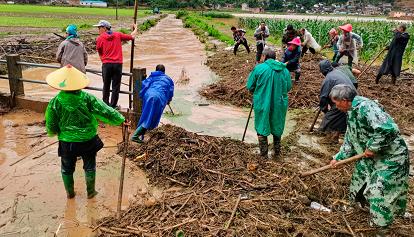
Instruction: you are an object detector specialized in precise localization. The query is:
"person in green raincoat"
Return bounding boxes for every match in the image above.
[329,84,409,233]
[246,47,292,159]
[45,65,125,199]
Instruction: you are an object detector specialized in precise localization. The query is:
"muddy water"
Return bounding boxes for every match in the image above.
[0,110,157,237]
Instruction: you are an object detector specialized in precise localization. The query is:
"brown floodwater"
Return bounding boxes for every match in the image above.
[0,15,296,237]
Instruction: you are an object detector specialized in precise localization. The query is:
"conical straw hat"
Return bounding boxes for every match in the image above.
[46,65,90,91]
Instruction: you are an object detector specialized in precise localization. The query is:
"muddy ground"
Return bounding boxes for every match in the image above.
[201,49,414,135]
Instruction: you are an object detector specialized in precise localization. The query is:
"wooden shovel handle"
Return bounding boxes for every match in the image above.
[300,153,365,177]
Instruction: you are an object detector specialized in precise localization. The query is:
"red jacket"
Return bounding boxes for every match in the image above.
[96,31,133,64]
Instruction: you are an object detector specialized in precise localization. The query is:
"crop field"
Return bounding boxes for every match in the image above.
[0,4,150,29]
[240,18,414,66]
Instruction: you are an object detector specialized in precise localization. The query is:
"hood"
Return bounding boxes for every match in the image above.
[101,31,115,41]
[67,38,81,46]
[319,60,334,76]
[57,91,83,111]
[150,71,164,77]
[265,59,286,72]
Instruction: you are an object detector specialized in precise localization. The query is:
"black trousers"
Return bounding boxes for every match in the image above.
[102,63,123,108]
[335,52,353,68]
[301,46,316,57]
[234,39,250,55]
[58,136,103,175]
[256,43,264,62]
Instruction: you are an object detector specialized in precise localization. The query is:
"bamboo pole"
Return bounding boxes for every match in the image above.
[129,0,139,109]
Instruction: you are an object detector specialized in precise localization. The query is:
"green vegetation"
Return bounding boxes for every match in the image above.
[201,11,233,19]
[139,19,158,31]
[0,16,98,28]
[177,12,234,46]
[240,18,414,66]
[0,4,149,17]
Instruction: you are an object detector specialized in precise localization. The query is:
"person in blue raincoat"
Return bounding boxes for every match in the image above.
[131,64,174,143]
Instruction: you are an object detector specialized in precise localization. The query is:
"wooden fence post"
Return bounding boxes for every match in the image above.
[6,54,24,96]
[131,67,146,129]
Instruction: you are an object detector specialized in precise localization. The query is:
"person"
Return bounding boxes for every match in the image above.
[323,28,340,61]
[253,22,270,63]
[335,24,363,68]
[45,65,125,199]
[299,28,321,57]
[282,37,301,82]
[376,24,410,84]
[282,24,298,48]
[318,60,356,143]
[131,64,174,143]
[231,26,250,55]
[332,62,361,89]
[329,84,409,235]
[94,20,138,109]
[56,24,88,73]
[246,47,292,159]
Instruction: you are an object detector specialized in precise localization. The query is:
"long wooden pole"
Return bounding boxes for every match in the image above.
[129,0,139,109]
[357,47,386,80]
[117,110,130,218]
[241,104,253,142]
[309,108,321,132]
[300,153,365,177]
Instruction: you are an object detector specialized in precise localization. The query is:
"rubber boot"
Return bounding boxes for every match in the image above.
[273,135,281,159]
[131,126,146,143]
[61,173,75,199]
[294,72,301,82]
[375,74,382,84]
[391,75,397,85]
[258,135,268,159]
[85,171,98,199]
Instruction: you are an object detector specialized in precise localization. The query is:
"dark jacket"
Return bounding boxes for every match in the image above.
[282,29,298,45]
[282,47,301,71]
[56,38,88,73]
[378,31,410,77]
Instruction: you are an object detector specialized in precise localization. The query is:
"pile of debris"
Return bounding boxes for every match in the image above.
[201,50,414,134]
[97,124,413,236]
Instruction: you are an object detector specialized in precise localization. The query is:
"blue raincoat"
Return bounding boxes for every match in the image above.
[138,71,174,129]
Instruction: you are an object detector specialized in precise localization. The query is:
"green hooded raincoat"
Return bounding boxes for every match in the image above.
[45,91,125,142]
[334,96,409,227]
[246,59,292,137]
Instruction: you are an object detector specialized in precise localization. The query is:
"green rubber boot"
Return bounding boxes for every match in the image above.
[131,126,145,143]
[61,173,75,199]
[85,171,98,199]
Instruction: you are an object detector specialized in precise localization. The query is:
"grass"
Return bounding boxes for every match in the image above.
[0,4,149,17]
[0,16,100,28]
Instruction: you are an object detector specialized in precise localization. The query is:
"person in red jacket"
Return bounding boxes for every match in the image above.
[94,20,138,109]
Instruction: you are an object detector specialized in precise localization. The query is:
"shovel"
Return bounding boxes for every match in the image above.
[300,153,365,177]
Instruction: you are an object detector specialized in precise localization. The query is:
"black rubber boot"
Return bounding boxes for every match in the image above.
[257,135,268,158]
[391,76,397,85]
[375,74,382,84]
[273,135,281,159]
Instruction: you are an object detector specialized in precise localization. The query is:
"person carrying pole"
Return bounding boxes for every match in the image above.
[94,20,138,109]
[45,65,125,199]
[318,60,356,144]
[376,24,410,85]
[231,26,250,55]
[56,24,88,73]
[246,47,292,159]
[329,84,410,236]
[335,24,363,68]
[282,37,302,82]
[253,21,270,64]
[131,64,174,143]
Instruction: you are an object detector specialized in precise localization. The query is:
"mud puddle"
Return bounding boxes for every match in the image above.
[0,110,156,237]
